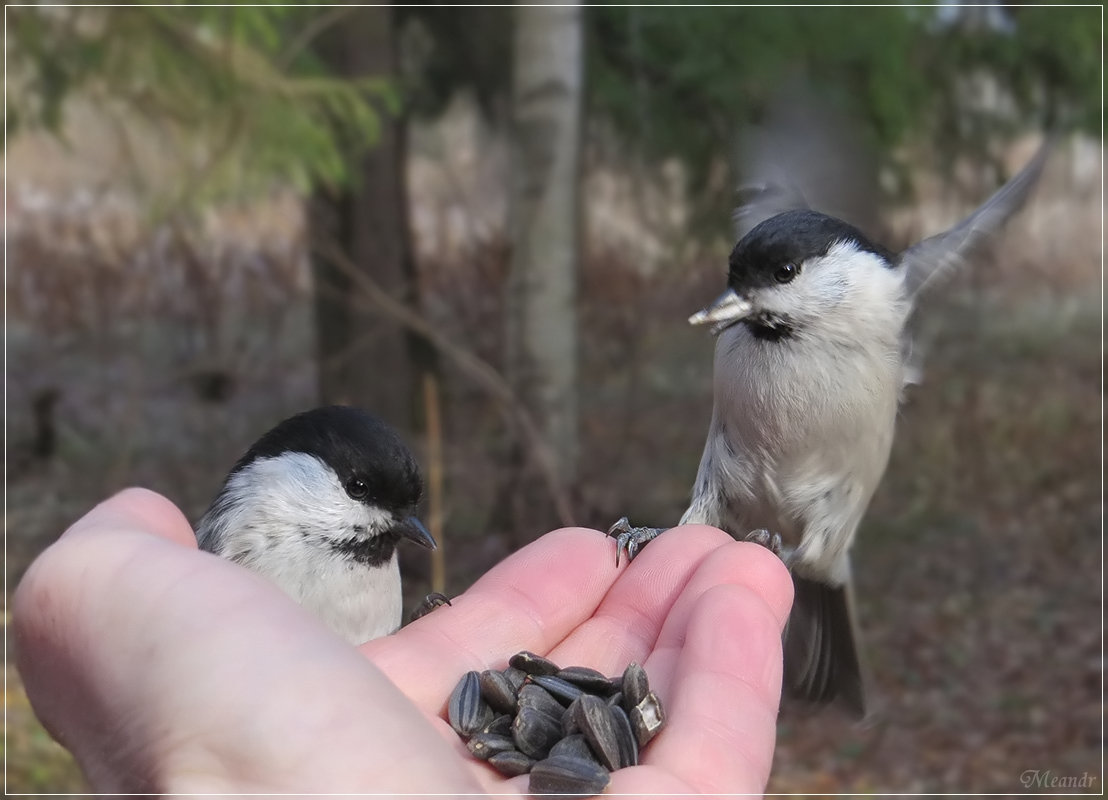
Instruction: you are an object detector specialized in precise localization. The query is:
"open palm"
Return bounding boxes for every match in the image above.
[15,488,791,795]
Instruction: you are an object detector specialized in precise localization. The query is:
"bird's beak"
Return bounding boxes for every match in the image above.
[393,516,437,550]
[688,288,754,334]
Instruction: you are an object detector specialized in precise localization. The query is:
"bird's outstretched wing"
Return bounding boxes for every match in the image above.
[899,138,1053,298]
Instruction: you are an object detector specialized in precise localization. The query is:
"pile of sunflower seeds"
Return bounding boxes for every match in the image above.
[446,650,666,798]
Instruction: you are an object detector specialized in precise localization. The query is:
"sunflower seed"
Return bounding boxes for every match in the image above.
[466,733,517,761]
[549,733,601,764]
[509,650,560,676]
[479,669,518,714]
[574,693,621,771]
[503,666,529,693]
[518,683,565,719]
[530,674,584,705]
[562,695,582,736]
[448,671,492,737]
[621,661,649,709]
[611,704,639,768]
[557,665,617,695]
[481,713,513,737]
[450,657,667,783]
[512,705,562,759]
[488,749,535,778]
[529,755,611,798]
[629,690,666,748]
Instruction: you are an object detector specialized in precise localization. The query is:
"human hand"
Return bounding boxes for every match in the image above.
[14,488,792,795]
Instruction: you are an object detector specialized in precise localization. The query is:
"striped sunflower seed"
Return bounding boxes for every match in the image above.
[509,650,561,676]
[479,669,518,714]
[528,754,611,798]
[503,666,529,693]
[481,713,513,737]
[530,674,585,705]
[512,705,562,759]
[574,693,621,771]
[556,665,617,695]
[487,749,535,778]
[621,661,649,709]
[611,704,639,768]
[562,695,582,736]
[466,733,517,761]
[518,683,566,720]
[448,670,492,738]
[549,733,601,764]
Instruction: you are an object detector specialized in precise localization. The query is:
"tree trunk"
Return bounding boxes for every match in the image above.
[506,1,584,485]
[311,3,419,433]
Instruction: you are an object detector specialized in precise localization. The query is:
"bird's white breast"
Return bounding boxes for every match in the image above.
[697,276,908,581]
[252,544,404,644]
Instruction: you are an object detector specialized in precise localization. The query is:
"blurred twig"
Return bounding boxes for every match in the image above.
[278,6,358,70]
[314,240,576,528]
[423,371,446,593]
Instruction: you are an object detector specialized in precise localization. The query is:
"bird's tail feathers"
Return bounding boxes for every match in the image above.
[782,573,867,719]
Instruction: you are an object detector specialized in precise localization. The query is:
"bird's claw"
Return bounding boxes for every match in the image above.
[744,528,784,558]
[607,516,667,566]
[409,591,452,623]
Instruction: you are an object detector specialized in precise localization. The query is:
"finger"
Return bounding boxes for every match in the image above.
[630,537,790,699]
[363,527,621,709]
[544,525,734,675]
[64,487,198,549]
[641,583,785,794]
[655,535,794,643]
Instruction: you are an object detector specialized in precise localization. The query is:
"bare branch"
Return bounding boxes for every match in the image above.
[313,240,577,528]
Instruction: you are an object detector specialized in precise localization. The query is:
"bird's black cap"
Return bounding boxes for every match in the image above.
[727,209,893,292]
[232,405,423,514]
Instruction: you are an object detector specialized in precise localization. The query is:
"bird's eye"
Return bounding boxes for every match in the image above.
[774,263,799,284]
[345,479,369,500]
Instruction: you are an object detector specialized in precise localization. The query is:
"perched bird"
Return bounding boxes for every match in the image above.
[611,138,1051,718]
[196,405,436,644]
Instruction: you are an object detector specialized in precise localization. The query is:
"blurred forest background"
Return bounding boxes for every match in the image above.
[5,2,1101,794]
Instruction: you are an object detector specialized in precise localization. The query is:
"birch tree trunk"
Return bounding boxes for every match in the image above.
[506,1,583,483]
